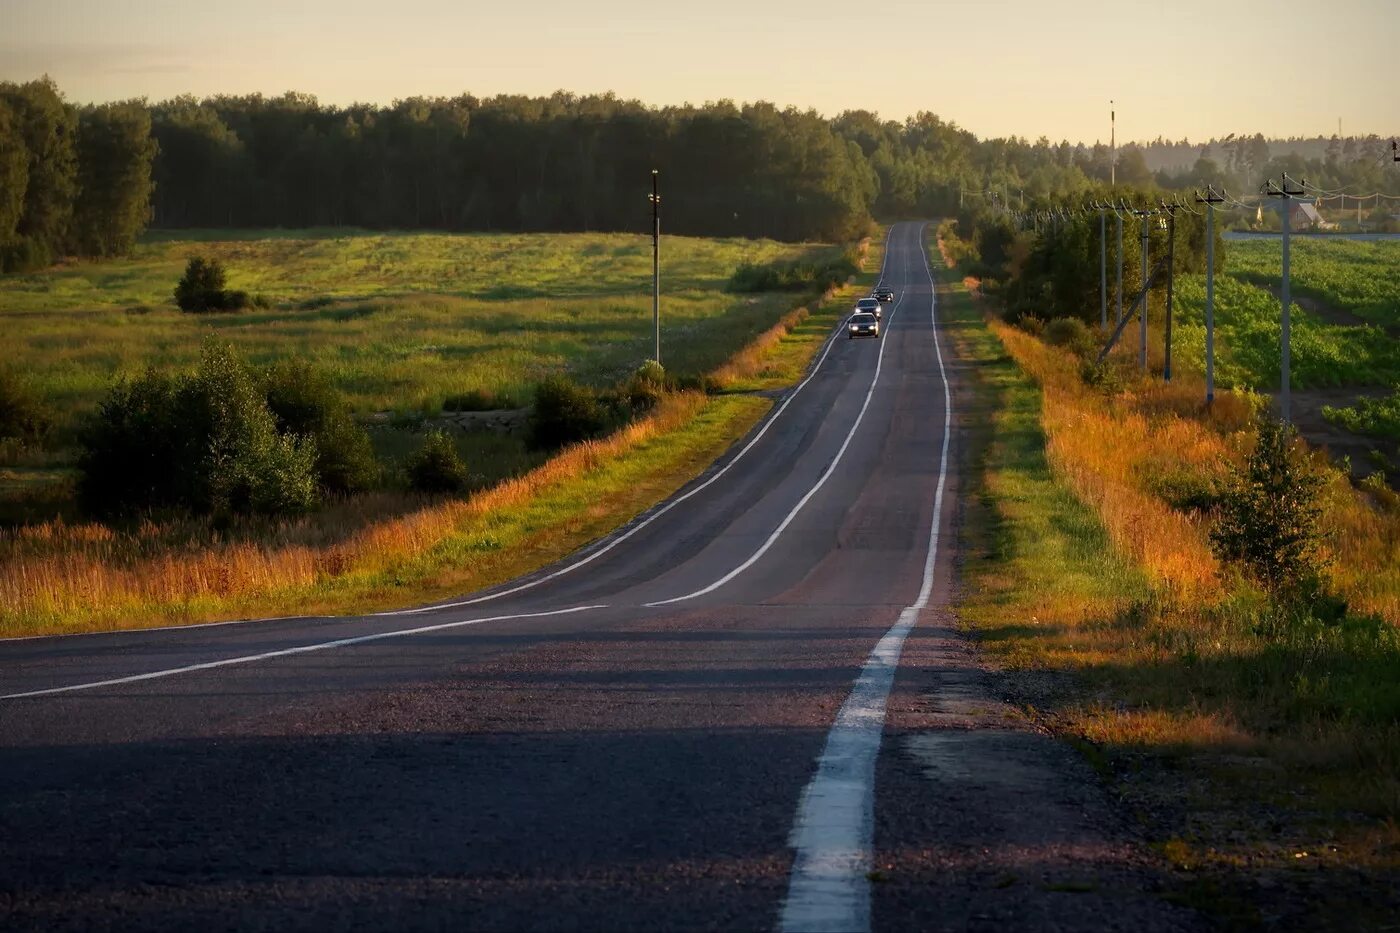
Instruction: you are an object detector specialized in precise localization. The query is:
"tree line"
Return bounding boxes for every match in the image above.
[4,77,1397,272]
[0,78,157,272]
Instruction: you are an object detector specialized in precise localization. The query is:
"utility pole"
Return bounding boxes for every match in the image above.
[1265,173,1308,423]
[1195,185,1226,404]
[1115,200,1125,323]
[649,169,661,365]
[1097,202,1107,328]
[1161,201,1177,382]
[1133,205,1153,369]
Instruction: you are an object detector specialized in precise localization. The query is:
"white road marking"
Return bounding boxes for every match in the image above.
[644,234,911,608]
[779,223,952,933]
[0,604,607,700]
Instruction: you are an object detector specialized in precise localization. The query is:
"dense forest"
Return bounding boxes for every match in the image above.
[2,76,1397,272]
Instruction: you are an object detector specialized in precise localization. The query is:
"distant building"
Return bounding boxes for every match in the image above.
[1254,201,1334,229]
[1291,202,1332,229]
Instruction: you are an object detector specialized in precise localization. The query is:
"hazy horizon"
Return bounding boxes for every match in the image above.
[3,0,1396,145]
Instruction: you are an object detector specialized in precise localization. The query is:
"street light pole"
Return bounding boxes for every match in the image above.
[649,169,660,365]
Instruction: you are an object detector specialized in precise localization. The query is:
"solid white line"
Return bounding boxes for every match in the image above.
[0,604,607,700]
[644,235,910,608]
[779,222,953,933]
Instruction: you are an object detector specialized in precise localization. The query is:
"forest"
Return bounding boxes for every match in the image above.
[2,76,1398,272]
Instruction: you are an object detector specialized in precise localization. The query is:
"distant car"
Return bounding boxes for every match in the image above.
[874,286,895,303]
[855,297,882,320]
[848,311,880,339]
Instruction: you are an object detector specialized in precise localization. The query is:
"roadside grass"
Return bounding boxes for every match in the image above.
[1,231,835,434]
[0,232,881,636]
[940,234,1400,929]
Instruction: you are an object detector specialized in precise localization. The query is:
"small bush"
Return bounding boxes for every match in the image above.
[1079,358,1122,394]
[1042,317,1098,358]
[406,430,469,493]
[174,258,263,313]
[1210,417,1330,602]
[79,342,320,518]
[175,257,228,312]
[622,359,668,413]
[263,359,379,495]
[528,375,610,451]
[0,367,52,444]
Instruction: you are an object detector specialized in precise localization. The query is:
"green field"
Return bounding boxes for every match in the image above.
[1172,238,1400,391]
[1224,238,1400,326]
[1,230,835,427]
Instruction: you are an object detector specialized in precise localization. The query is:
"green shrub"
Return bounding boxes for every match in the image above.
[174,258,262,313]
[1042,317,1098,358]
[263,359,379,495]
[406,430,469,493]
[78,342,320,518]
[622,359,668,413]
[174,257,228,312]
[528,375,611,451]
[727,251,859,293]
[0,366,51,443]
[1210,418,1330,602]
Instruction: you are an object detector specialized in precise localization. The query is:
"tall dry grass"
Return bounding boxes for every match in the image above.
[989,317,1400,623]
[0,393,710,634]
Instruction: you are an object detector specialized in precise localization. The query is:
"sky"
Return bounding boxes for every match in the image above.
[2,0,1396,144]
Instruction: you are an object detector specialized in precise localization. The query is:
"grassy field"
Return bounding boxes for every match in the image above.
[1,230,834,427]
[0,231,878,635]
[1224,238,1400,327]
[941,229,1400,928]
[1171,238,1400,391]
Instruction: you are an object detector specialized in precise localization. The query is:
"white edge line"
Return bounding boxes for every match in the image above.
[1,604,607,700]
[644,233,909,608]
[778,222,952,933]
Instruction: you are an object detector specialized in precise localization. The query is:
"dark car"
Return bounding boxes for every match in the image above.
[848,311,880,339]
[854,297,882,320]
[874,286,895,303]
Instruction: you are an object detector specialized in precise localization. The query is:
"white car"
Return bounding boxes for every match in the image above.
[854,297,882,320]
[848,312,880,339]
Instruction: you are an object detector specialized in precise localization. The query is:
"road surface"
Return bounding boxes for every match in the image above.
[0,223,1197,932]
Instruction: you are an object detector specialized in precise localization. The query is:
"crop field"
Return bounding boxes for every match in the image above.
[1171,238,1400,392]
[1224,237,1400,327]
[1,230,833,428]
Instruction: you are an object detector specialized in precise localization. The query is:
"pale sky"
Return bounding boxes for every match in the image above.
[2,0,1396,144]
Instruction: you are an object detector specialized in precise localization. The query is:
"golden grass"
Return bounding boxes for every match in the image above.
[0,393,701,633]
[989,317,1400,624]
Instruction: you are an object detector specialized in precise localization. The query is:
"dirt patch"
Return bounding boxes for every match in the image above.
[1280,387,1398,485]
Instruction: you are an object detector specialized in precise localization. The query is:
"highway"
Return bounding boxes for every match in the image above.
[0,223,1197,932]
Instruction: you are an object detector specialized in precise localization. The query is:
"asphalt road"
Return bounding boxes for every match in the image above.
[0,223,1196,932]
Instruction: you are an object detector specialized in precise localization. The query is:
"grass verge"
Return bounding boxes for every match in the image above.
[939,231,1400,930]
